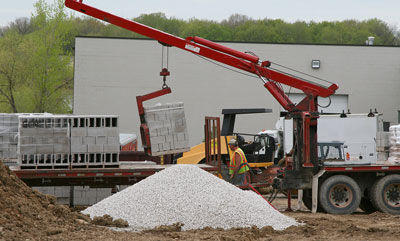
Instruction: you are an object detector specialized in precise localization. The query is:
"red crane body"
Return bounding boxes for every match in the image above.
[65,0,338,188]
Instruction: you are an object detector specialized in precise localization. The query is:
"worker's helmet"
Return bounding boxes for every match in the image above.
[228,138,238,146]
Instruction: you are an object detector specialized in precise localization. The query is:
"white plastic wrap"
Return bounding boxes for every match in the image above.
[388,125,400,164]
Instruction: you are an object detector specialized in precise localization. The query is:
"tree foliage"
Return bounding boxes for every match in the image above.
[0,0,73,113]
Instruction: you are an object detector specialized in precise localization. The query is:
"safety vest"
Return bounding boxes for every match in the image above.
[229,148,250,175]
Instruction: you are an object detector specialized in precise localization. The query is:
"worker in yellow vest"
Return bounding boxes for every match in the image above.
[228,138,250,185]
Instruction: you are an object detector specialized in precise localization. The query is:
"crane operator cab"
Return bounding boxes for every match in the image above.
[235,133,277,164]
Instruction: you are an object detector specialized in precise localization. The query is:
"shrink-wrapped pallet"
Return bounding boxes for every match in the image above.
[388,124,400,164]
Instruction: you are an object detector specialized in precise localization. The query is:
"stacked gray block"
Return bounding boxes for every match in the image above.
[0,113,121,169]
[33,186,113,206]
[0,114,19,164]
[19,116,70,169]
[70,115,120,168]
[144,102,190,156]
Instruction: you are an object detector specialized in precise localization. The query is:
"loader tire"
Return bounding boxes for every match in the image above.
[370,174,400,215]
[319,175,361,214]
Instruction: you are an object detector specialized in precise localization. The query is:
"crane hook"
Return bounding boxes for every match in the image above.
[160,68,170,89]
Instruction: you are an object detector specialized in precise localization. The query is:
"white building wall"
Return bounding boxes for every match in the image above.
[73,37,400,148]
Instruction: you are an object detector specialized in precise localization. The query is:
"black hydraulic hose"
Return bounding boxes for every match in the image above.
[268,188,279,203]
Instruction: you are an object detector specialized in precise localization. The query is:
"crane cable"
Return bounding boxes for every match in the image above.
[194,53,332,108]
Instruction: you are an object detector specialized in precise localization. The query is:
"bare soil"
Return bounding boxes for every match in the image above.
[1,161,400,241]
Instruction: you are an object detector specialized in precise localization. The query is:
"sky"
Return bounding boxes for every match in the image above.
[1,0,400,30]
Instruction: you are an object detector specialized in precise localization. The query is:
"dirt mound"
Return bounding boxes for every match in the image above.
[2,160,400,240]
[92,215,129,228]
[0,161,91,240]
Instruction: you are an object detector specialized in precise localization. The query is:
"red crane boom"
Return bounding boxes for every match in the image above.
[65,0,338,186]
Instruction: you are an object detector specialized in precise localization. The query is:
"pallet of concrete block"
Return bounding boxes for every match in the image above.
[144,102,190,156]
[70,115,120,168]
[388,124,400,164]
[18,114,71,169]
[0,114,19,165]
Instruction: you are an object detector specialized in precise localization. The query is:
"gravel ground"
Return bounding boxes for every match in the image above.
[82,165,298,231]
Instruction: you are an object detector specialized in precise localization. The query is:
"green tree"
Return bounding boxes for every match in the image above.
[0,30,28,112]
[24,0,74,113]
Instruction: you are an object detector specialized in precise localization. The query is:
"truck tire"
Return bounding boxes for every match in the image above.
[370,174,400,215]
[359,197,376,214]
[302,189,324,212]
[319,175,361,214]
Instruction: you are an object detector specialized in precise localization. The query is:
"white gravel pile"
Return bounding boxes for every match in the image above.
[82,165,298,231]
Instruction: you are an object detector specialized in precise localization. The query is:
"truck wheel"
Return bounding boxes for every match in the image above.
[319,175,361,214]
[370,174,400,214]
[302,189,324,212]
[359,197,376,214]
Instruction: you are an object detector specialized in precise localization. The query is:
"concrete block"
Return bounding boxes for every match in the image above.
[155,111,168,121]
[71,136,83,145]
[53,128,68,137]
[20,145,37,154]
[20,137,33,145]
[19,128,37,136]
[10,127,18,132]
[83,136,96,145]
[162,142,171,151]
[9,152,17,159]
[88,144,104,153]
[74,197,89,206]
[149,128,158,137]
[55,137,69,145]
[0,143,9,150]
[157,127,169,136]
[37,137,54,144]
[103,144,120,152]
[170,109,185,120]
[8,133,18,143]
[144,112,156,122]
[88,127,105,137]
[36,145,54,154]
[105,127,119,136]
[107,136,119,145]
[32,137,44,144]
[151,144,159,153]
[8,144,17,152]
[53,144,70,153]
[174,133,186,142]
[95,136,107,145]
[34,128,54,137]
[169,102,184,108]
[146,120,164,129]
[174,141,190,149]
[150,136,166,145]
[71,128,87,137]
[165,135,173,143]
[71,144,87,153]
[55,187,65,197]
